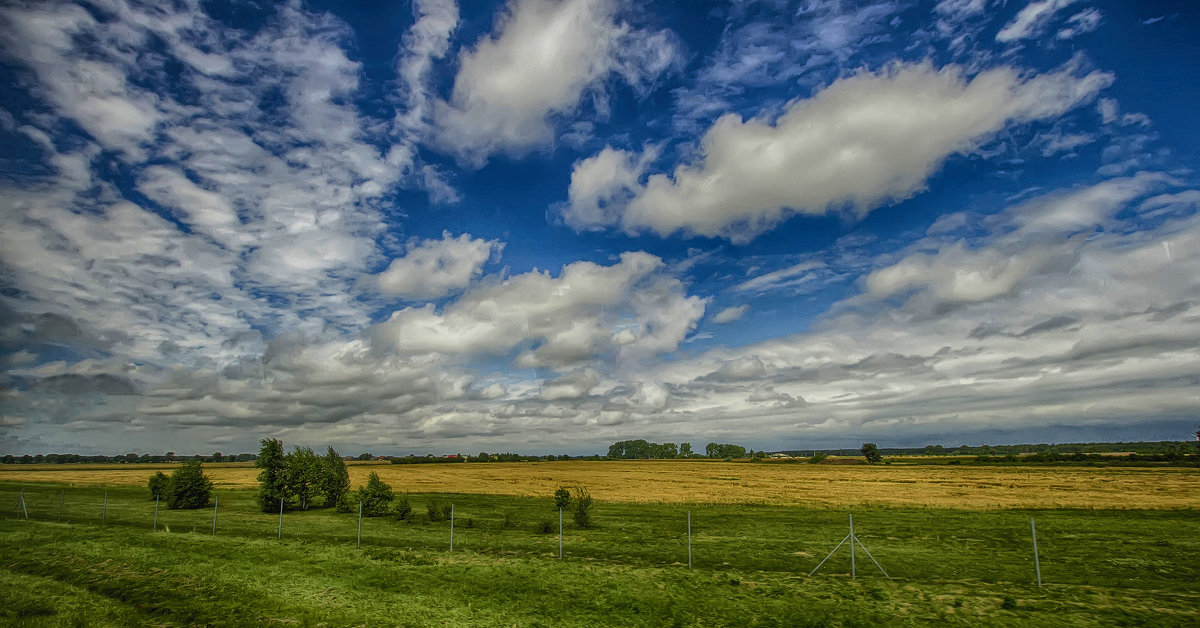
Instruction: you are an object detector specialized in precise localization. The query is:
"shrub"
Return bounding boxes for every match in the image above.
[392,497,413,521]
[427,499,451,522]
[571,485,594,528]
[807,453,828,464]
[148,471,170,501]
[166,460,213,509]
[356,472,394,517]
[334,494,355,514]
[553,486,571,511]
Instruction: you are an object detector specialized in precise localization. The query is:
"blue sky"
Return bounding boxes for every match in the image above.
[1,0,1197,456]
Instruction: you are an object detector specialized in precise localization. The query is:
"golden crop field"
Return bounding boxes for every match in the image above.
[3,460,1199,509]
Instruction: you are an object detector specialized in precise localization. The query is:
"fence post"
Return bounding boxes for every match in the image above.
[58,490,64,523]
[153,496,160,531]
[1030,518,1042,587]
[558,507,563,559]
[212,496,218,535]
[277,499,283,541]
[450,504,455,551]
[687,511,692,570]
[849,514,856,579]
[102,492,107,524]
[357,501,362,548]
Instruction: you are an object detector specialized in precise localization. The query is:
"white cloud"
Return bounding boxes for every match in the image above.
[734,261,825,293]
[1057,8,1102,40]
[865,173,1175,306]
[373,252,706,369]
[712,305,749,324]
[563,61,1113,242]
[376,232,501,300]
[432,0,678,164]
[996,0,1078,42]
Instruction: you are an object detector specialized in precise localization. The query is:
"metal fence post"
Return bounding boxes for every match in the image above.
[1031,518,1042,587]
[849,514,856,579]
[688,511,692,570]
[558,508,563,559]
[153,496,160,530]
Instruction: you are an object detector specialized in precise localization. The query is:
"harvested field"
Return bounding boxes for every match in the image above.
[3,460,1198,509]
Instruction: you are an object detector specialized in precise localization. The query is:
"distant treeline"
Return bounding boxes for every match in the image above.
[779,441,1197,458]
[606,439,755,459]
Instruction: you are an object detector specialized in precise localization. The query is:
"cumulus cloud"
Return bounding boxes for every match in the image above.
[432,0,678,164]
[372,252,706,369]
[561,61,1113,242]
[375,232,501,300]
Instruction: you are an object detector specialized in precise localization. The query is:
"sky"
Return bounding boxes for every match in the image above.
[0,0,1197,457]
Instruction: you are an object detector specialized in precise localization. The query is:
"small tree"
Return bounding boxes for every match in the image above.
[320,446,350,508]
[148,471,170,500]
[553,486,571,511]
[860,442,882,464]
[166,460,213,509]
[571,485,594,528]
[255,438,288,513]
[285,446,321,510]
[356,471,394,516]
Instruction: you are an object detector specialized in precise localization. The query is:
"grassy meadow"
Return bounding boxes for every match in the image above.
[2,461,1199,625]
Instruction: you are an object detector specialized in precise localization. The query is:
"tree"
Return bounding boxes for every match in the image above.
[256,438,288,513]
[860,443,882,464]
[356,472,394,516]
[679,443,693,458]
[553,486,571,511]
[166,460,213,509]
[571,485,594,528]
[320,446,350,508]
[285,446,321,510]
[148,471,170,500]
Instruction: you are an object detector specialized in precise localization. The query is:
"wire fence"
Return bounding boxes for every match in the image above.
[3,482,1198,591]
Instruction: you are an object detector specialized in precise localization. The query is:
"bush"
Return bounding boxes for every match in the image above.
[334,493,355,513]
[553,486,571,511]
[392,497,413,521]
[356,472,394,517]
[166,460,213,509]
[571,485,594,528]
[807,453,828,464]
[427,499,452,522]
[148,471,170,501]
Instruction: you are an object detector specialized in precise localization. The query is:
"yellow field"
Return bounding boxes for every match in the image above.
[4,460,1199,509]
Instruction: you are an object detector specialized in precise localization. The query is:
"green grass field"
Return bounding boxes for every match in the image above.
[2,481,1199,626]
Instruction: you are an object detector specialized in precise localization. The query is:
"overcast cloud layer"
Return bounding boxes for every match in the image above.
[0,0,1196,456]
